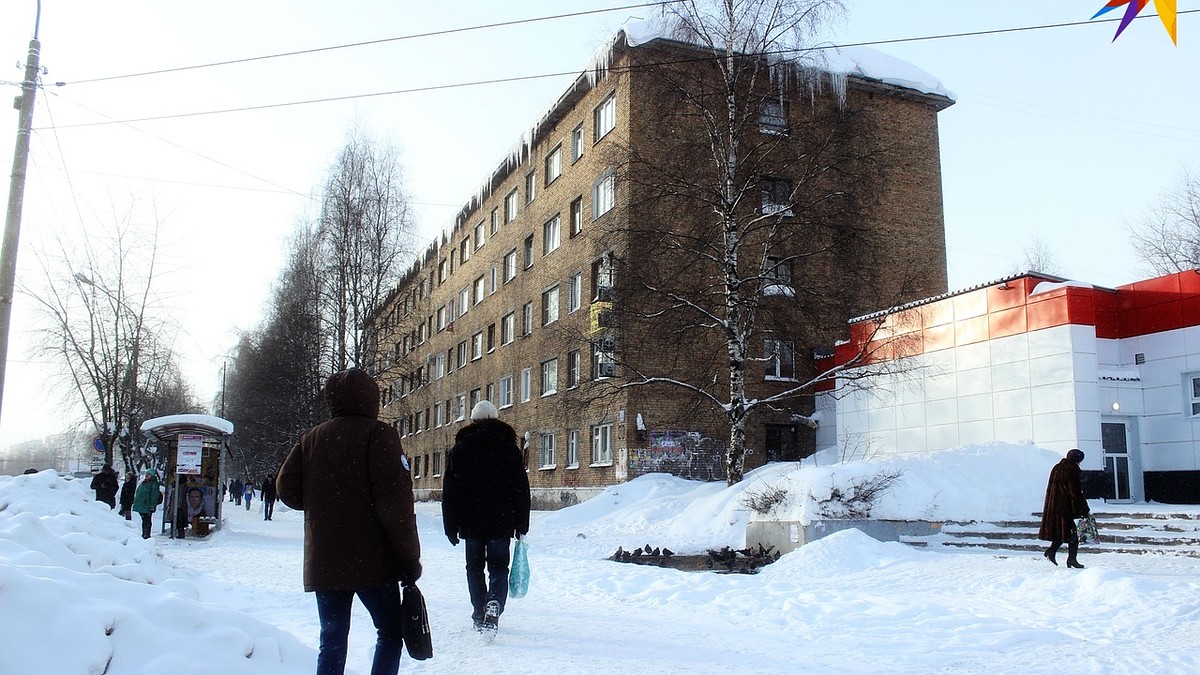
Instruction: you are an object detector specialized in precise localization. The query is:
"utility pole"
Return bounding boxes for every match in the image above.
[0,1,43,420]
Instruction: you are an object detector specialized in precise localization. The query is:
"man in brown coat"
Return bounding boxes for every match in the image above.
[1038,448,1090,568]
[277,368,422,675]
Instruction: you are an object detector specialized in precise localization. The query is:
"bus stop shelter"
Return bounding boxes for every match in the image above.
[140,414,234,539]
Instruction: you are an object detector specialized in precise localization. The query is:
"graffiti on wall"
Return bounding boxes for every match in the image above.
[628,430,724,482]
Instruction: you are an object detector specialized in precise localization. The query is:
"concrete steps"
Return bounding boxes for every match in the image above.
[901,510,1200,557]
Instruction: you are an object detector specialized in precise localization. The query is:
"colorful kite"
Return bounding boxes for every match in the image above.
[1092,0,1178,44]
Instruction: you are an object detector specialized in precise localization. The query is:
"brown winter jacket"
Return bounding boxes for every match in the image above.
[276,369,421,591]
[1038,458,1089,542]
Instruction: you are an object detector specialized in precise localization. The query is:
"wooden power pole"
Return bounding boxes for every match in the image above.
[0,5,43,420]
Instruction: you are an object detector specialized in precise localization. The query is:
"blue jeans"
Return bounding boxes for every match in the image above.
[464,537,511,624]
[314,584,404,675]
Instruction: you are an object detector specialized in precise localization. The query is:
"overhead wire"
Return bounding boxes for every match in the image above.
[60,0,688,86]
[36,8,1200,132]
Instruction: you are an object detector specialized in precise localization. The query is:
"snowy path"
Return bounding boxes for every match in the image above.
[155,498,1200,675]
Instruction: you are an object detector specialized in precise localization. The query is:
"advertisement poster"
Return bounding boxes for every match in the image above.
[176,434,204,476]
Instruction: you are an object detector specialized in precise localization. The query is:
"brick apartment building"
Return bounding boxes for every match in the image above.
[365,26,955,507]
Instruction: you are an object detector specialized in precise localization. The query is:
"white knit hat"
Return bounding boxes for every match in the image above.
[470,400,499,421]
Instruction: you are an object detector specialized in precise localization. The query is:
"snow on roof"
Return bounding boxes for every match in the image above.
[822,46,955,101]
[623,17,955,101]
[1030,280,1095,296]
[140,414,234,439]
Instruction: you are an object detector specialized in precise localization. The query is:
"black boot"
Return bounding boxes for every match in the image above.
[1043,542,1060,566]
[1066,537,1084,569]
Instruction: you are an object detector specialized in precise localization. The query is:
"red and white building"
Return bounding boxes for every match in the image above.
[815,270,1200,504]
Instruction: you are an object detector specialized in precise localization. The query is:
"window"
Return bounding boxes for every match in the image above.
[541,358,558,395]
[474,221,487,249]
[432,452,441,476]
[525,171,537,203]
[593,172,615,219]
[471,331,484,361]
[435,353,446,379]
[567,272,582,313]
[592,253,614,301]
[460,236,471,263]
[522,301,534,336]
[523,234,535,269]
[566,429,580,467]
[764,338,796,379]
[761,176,793,215]
[470,388,481,410]
[490,207,499,234]
[433,402,444,428]
[499,375,514,408]
[455,394,467,422]
[438,258,447,284]
[543,215,561,255]
[487,323,495,352]
[458,287,470,317]
[505,189,519,222]
[486,382,495,403]
[567,349,581,388]
[539,433,556,469]
[571,123,585,162]
[436,305,448,331]
[592,423,613,464]
[760,97,788,134]
[473,275,486,305]
[542,286,560,325]
[503,250,518,283]
[456,340,468,369]
[545,145,562,185]
[569,197,583,237]
[593,344,615,379]
[520,367,532,402]
[594,93,616,141]
[501,312,516,345]
[1190,374,1200,416]
[764,256,794,295]
[489,265,498,294]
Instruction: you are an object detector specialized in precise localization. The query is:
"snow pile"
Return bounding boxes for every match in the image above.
[0,470,313,674]
[538,441,1058,560]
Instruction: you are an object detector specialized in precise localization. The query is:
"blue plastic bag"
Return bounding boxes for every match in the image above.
[509,536,530,599]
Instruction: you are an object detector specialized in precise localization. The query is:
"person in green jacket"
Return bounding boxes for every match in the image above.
[132,469,162,539]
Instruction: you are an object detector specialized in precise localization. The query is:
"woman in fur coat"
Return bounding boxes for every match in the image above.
[1038,448,1090,568]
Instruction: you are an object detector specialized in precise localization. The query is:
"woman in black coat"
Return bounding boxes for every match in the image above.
[119,472,137,520]
[1039,448,1090,568]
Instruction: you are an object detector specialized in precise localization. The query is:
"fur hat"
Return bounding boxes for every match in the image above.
[470,400,499,421]
[1066,448,1085,463]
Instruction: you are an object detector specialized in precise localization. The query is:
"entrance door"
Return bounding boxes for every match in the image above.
[1100,419,1143,502]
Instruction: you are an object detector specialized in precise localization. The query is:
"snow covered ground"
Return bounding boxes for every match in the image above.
[3,442,1199,674]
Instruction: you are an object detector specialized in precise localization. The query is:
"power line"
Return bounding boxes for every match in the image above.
[36,8,1199,132]
[61,1,685,86]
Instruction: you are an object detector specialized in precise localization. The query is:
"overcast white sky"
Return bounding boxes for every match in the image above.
[1,1,1196,450]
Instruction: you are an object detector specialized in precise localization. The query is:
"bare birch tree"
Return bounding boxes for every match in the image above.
[24,210,191,470]
[602,0,937,484]
[1128,168,1200,275]
[317,126,416,372]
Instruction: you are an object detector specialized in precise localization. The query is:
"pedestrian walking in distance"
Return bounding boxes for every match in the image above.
[442,399,531,640]
[277,368,422,675]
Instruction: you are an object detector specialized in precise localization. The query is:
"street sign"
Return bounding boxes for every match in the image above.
[93,436,105,452]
